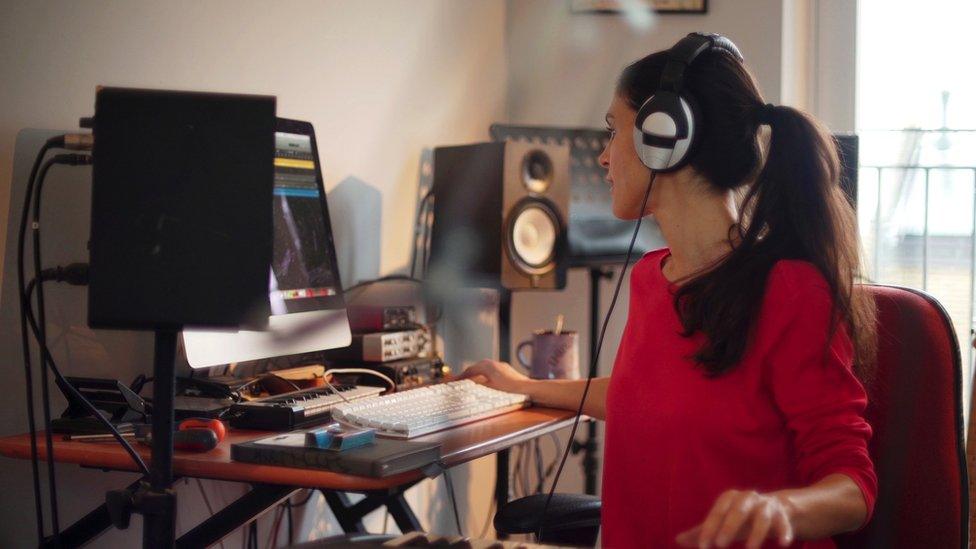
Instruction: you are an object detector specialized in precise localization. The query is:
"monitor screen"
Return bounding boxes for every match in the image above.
[270,130,342,314]
[182,118,351,367]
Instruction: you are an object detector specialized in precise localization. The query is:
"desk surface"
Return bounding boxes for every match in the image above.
[0,407,579,491]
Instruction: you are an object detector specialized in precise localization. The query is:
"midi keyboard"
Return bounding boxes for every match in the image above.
[228,384,385,431]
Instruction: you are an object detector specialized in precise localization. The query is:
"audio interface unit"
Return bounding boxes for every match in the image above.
[322,329,430,363]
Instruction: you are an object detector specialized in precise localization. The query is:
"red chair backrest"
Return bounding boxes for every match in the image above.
[835,285,968,548]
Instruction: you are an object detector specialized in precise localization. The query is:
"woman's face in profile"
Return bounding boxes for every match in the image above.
[598,94,656,220]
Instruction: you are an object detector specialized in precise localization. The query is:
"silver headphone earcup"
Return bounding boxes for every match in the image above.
[634,95,696,172]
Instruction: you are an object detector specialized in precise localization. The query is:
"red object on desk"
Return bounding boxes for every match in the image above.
[179,418,226,441]
[169,429,220,452]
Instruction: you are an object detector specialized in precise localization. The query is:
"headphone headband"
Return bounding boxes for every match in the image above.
[660,33,745,93]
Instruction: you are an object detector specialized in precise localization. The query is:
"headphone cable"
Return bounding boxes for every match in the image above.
[536,168,658,539]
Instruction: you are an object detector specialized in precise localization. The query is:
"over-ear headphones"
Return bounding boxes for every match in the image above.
[634,32,744,172]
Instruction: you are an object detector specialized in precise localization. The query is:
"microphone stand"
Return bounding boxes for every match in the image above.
[143,329,178,547]
[104,330,178,548]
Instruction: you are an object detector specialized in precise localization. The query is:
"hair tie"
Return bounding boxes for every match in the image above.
[755,103,776,125]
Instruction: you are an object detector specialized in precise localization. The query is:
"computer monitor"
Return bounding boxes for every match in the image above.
[182,118,351,367]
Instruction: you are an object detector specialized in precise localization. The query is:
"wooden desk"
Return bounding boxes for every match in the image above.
[0,407,579,547]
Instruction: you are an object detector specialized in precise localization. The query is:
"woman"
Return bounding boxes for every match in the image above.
[462,33,877,548]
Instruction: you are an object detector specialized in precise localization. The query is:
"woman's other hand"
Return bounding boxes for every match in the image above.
[458,359,531,394]
[675,489,795,548]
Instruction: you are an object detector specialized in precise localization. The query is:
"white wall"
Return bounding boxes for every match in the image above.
[0,2,507,546]
[0,0,509,280]
[780,0,859,131]
[504,0,786,129]
[813,0,858,132]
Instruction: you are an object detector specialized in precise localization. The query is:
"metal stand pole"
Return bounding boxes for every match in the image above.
[494,289,512,538]
[583,267,612,495]
[143,330,178,548]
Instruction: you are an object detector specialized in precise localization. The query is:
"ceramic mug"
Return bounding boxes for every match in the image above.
[516,330,579,380]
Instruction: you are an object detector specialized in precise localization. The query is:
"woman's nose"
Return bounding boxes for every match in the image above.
[598,145,610,169]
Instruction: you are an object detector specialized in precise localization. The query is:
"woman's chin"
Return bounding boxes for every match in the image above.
[612,204,643,221]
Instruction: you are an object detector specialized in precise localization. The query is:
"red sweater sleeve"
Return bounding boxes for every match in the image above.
[760,264,878,526]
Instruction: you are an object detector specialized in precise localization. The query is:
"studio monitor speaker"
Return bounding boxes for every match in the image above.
[88,87,276,330]
[429,141,569,290]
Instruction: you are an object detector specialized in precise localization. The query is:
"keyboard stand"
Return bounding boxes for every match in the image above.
[321,482,424,534]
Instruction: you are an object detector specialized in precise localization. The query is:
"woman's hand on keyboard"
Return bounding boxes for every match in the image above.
[461,362,610,418]
[459,360,531,395]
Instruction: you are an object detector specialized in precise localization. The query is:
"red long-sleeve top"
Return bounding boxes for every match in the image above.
[602,248,877,548]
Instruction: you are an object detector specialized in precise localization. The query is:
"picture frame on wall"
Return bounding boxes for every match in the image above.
[571,0,708,14]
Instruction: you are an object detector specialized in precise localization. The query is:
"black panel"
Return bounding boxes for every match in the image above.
[429,143,505,289]
[89,87,276,329]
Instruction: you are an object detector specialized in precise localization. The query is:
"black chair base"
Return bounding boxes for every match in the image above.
[493,493,601,547]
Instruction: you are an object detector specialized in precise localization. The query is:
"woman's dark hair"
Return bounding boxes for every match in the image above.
[618,49,876,378]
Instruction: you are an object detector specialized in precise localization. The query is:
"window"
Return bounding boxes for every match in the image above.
[856,0,976,409]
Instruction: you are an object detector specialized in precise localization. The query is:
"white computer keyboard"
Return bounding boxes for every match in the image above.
[330,379,530,438]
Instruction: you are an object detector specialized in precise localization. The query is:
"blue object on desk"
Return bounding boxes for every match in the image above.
[305,423,376,451]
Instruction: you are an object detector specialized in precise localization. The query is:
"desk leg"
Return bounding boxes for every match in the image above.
[323,492,367,534]
[386,491,423,533]
[176,484,297,549]
[324,480,424,535]
[495,448,510,539]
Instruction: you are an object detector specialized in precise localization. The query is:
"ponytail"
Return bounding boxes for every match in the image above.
[675,103,875,377]
[619,49,875,377]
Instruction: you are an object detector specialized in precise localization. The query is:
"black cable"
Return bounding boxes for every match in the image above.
[17,142,64,543]
[421,194,435,279]
[342,275,424,296]
[21,153,149,479]
[510,443,523,499]
[443,468,463,537]
[536,170,657,539]
[130,374,151,395]
[33,158,61,536]
[291,489,315,508]
[417,192,445,325]
[410,190,434,279]
[533,438,544,494]
[285,498,293,546]
[17,136,63,544]
[543,432,560,482]
[31,154,91,538]
[24,278,151,477]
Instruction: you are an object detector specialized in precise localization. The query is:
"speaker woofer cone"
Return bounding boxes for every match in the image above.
[506,199,560,275]
[521,149,553,194]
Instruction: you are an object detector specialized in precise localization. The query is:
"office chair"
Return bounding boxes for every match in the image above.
[494,284,970,548]
[834,284,968,548]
